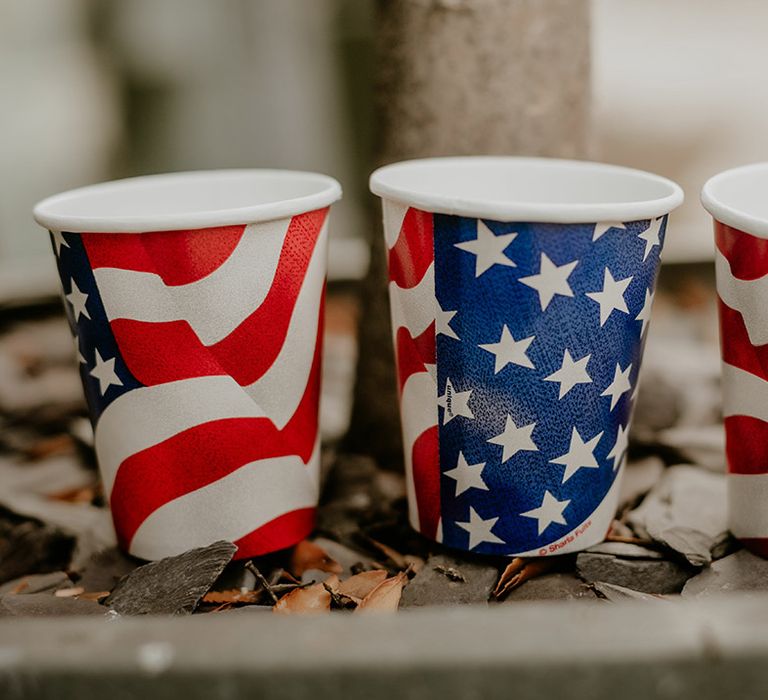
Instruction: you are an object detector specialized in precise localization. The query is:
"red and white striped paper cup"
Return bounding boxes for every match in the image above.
[702,163,768,558]
[34,170,341,560]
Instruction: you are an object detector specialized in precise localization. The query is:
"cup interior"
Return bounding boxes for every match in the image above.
[370,157,683,224]
[33,169,342,233]
[702,163,768,238]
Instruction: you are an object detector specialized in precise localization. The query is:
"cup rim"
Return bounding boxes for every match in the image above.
[369,156,684,223]
[701,162,768,239]
[33,169,342,233]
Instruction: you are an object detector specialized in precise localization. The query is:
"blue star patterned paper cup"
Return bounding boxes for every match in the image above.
[370,157,683,557]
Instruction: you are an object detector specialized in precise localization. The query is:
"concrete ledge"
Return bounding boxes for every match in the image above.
[1,595,767,699]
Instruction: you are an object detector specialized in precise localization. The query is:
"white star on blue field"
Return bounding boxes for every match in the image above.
[434,215,665,554]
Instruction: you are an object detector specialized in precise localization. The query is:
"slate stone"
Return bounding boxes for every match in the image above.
[576,552,694,594]
[77,547,140,593]
[0,571,72,595]
[0,518,75,585]
[627,465,727,544]
[654,526,713,567]
[656,425,726,472]
[682,549,768,597]
[0,593,107,617]
[400,553,498,607]
[710,532,741,561]
[502,573,597,602]
[585,541,665,560]
[591,581,666,603]
[618,457,664,508]
[104,541,237,616]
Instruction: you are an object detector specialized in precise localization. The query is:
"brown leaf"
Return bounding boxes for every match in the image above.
[336,570,387,600]
[355,571,407,613]
[493,558,560,599]
[273,580,332,615]
[78,591,110,602]
[47,484,101,504]
[203,589,261,605]
[289,540,343,577]
[23,434,75,460]
[366,538,407,569]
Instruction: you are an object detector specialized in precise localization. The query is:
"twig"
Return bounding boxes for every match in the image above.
[245,561,278,604]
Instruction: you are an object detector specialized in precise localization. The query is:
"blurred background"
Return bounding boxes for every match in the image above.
[3,0,768,296]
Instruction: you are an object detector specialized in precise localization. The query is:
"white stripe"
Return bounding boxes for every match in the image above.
[388,263,436,339]
[242,221,327,422]
[721,363,768,421]
[96,375,268,498]
[93,218,290,345]
[95,223,328,498]
[382,199,408,250]
[400,370,438,532]
[716,248,768,345]
[128,440,321,561]
[728,473,768,539]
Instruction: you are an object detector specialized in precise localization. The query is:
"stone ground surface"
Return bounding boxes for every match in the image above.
[0,273,764,615]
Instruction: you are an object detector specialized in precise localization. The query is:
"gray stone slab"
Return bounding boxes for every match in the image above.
[502,572,597,602]
[400,553,498,607]
[627,465,727,543]
[682,550,768,598]
[3,597,768,699]
[585,541,665,559]
[0,593,107,617]
[591,581,666,603]
[0,571,71,595]
[104,541,236,616]
[576,553,694,594]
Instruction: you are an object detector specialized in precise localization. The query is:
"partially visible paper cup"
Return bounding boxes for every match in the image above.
[34,170,341,560]
[371,157,683,557]
[703,163,768,559]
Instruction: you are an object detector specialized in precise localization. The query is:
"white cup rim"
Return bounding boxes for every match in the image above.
[701,162,768,239]
[33,169,342,233]
[369,156,683,223]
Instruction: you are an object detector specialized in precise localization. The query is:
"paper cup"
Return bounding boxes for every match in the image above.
[702,163,768,558]
[371,157,683,556]
[34,170,341,560]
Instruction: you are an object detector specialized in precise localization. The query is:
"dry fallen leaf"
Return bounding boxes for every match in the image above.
[493,558,560,599]
[289,540,343,577]
[355,571,407,613]
[203,589,262,605]
[54,586,85,598]
[273,577,335,615]
[366,538,408,569]
[78,591,110,602]
[336,570,388,600]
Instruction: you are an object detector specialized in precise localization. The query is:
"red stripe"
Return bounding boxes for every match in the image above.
[388,208,434,289]
[395,323,436,393]
[412,426,440,541]
[82,225,246,286]
[724,415,768,475]
[715,221,768,281]
[233,508,315,559]
[718,299,768,383]
[105,208,328,386]
[111,310,323,551]
[739,538,768,559]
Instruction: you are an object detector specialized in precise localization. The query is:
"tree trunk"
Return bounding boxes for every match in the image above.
[344,0,592,467]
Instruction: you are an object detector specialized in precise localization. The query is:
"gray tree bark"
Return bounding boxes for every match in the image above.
[344,0,592,467]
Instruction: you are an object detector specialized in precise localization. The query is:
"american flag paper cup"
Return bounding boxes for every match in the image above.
[703,163,768,559]
[371,157,683,557]
[33,170,341,561]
